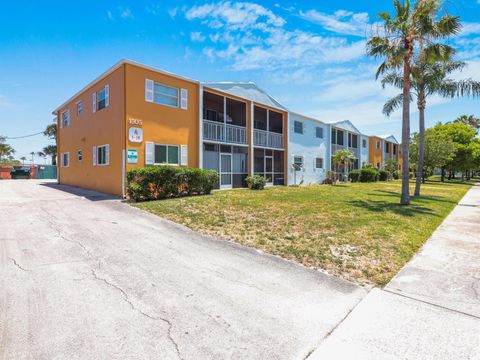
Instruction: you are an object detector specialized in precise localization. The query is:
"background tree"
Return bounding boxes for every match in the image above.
[43,145,57,165]
[20,156,27,165]
[43,122,57,166]
[29,151,35,165]
[0,137,15,162]
[437,122,477,181]
[410,125,456,182]
[454,114,480,130]
[43,123,57,143]
[367,0,459,205]
[384,159,399,179]
[332,149,356,182]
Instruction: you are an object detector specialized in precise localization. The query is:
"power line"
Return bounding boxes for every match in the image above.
[2,131,45,139]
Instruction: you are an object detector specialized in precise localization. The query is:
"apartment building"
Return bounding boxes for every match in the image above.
[329,120,370,173]
[53,60,288,196]
[369,134,402,169]
[55,59,404,196]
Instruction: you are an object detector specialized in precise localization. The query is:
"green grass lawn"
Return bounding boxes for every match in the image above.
[133,178,476,286]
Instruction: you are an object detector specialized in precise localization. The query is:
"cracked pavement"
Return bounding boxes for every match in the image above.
[0,180,366,359]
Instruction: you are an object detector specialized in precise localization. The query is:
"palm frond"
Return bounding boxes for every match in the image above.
[438,79,480,98]
[383,93,404,117]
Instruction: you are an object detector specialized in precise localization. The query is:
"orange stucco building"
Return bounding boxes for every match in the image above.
[54,60,288,196]
[368,135,402,170]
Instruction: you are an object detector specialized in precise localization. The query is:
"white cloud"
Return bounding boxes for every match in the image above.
[168,7,179,18]
[299,9,370,37]
[107,7,134,20]
[185,1,285,30]
[460,22,480,36]
[190,31,206,42]
[183,2,366,71]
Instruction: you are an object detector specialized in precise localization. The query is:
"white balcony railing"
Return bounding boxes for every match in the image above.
[203,120,247,144]
[253,129,284,149]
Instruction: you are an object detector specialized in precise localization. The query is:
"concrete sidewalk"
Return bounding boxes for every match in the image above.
[309,184,480,360]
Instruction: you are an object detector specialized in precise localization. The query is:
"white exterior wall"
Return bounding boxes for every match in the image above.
[288,113,330,185]
[360,135,369,167]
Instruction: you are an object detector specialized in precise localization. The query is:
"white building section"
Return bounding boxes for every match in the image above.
[288,113,330,186]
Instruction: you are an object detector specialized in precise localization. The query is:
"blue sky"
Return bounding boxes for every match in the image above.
[1,0,479,163]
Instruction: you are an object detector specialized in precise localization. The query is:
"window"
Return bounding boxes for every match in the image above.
[61,152,70,167]
[293,156,303,167]
[348,133,358,148]
[61,110,70,128]
[205,109,218,122]
[315,157,324,169]
[77,150,83,161]
[154,144,179,165]
[98,89,106,111]
[362,139,367,148]
[77,101,83,116]
[294,121,304,134]
[97,145,109,166]
[376,141,381,149]
[315,127,323,139]
[393,144,397,155]
[332,129,344,145]
[154,83,179,107]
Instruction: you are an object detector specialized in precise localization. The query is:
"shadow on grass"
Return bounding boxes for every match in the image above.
[368,189,456,204]
[347,198,437,217]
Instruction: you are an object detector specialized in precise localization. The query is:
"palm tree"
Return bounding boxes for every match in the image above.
[382,51,479,196]
[30,151,35,165]
[43,123,57,143]
[0,143,15,162]
[454,115,480,131]
[367,0,461,205]
[332,149,356,182]
[43,145,57,166]
[20,156,27,165]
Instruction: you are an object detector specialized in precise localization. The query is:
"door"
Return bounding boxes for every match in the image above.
[220,153,232,189]
[265,155,273,185]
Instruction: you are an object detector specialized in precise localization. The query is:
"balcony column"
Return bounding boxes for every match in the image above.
[223,96,227,142]
[199,84,203,169]
[250,102,254,176]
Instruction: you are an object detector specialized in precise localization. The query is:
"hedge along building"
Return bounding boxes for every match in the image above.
[53,60,289,196]
[368,134,401,170]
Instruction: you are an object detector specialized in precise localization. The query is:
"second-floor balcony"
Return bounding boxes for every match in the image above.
[254,129,284,149]
[203,120,247,145]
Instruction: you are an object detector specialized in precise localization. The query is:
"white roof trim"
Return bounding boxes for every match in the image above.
[52,59,199,114]
[289,112,328,126]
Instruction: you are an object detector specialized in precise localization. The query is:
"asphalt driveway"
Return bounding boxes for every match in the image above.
[0,180,366,360]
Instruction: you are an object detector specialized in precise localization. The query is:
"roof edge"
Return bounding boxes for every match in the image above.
[52,59,200,114]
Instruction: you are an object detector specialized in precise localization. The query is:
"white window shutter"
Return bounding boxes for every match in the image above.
[92,92,96,113]
[145,79,154,103]
[105,84,110,107]
[145,142,154,165]
[180,145,188,166]
[105,144,110,165]
[93,146,97,166]
[180,88,188,110]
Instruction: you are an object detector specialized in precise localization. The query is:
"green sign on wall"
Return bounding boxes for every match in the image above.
[127,149,138,164]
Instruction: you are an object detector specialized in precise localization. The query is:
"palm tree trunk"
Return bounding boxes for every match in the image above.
[414,101,425,196]
[400,52,411,205]
[52,155,57,166]
[441,167,445,182]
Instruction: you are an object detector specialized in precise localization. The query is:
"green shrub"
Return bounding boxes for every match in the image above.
[360,168,378,182]
[392,171,399,180]
[126,166,219,202]
[245,175,267,190]
[348,169,361,182]
[378,170,389,181]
